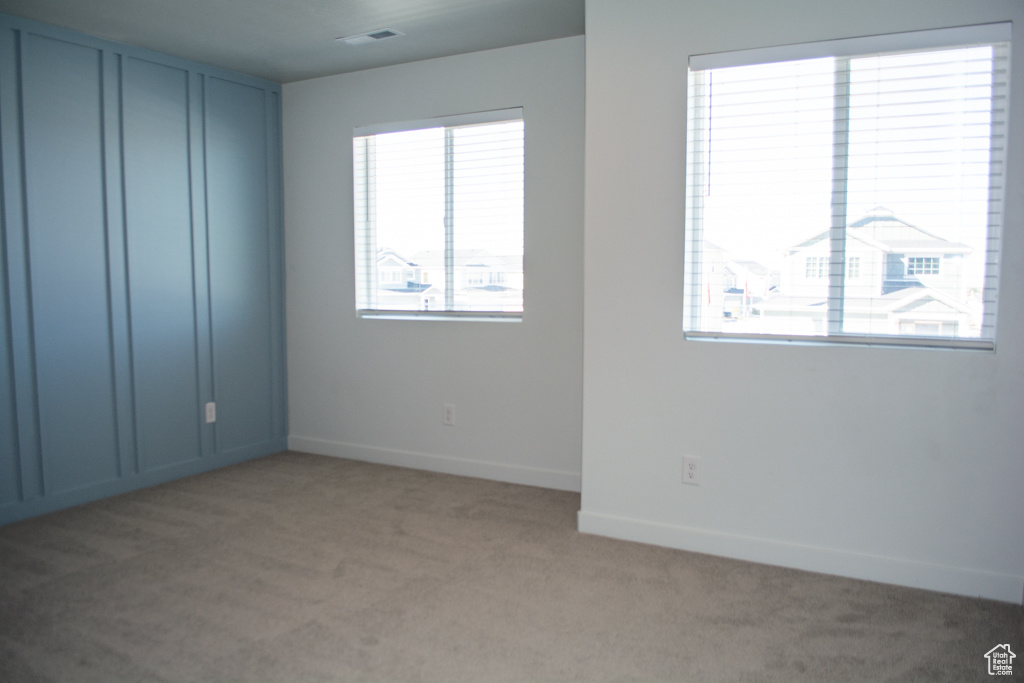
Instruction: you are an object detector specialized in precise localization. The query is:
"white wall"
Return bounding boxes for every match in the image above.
[580,0,1024,602]
[284,37,585,491]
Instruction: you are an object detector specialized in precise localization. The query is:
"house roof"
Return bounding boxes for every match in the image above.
[757,284,977,317]
[380,282,435,294]
[377,249,416,267]
[789,207,972,255]
[728,260,771,277]
[756,296,829,313]
[850,286,975,315]
[411,250,519,269]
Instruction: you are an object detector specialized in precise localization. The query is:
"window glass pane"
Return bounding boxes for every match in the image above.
[451,120,524,313]
[684,33,1005,347]
[353,113,524,316]
[841,47,994,338]
[371,128,445,311]
[688,58,834,336]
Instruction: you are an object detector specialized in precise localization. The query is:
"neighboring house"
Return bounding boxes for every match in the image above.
[375,249,438,311]
[410,249,522,292]
[377,249,419,288]
[781,207,972,300]
[374,248,522,311]
[695,241,728,328]
[721,259,777,321]
[761,208,980,337]
[758,286,977,337]
[724,260,777,298]
[693,245,775,327]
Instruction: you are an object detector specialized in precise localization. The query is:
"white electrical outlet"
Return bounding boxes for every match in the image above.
[442,403,455,426]
[682,456,700,485]
[205,402,216,424]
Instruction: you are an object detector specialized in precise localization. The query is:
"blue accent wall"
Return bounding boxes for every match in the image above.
[0,15,286,524]
[206,78,277,455]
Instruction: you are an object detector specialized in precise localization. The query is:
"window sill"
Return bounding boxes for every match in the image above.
[684,331,994,352]
[358,310,522,323]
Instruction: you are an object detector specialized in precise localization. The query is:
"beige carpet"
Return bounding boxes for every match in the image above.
[1,451,1021,682]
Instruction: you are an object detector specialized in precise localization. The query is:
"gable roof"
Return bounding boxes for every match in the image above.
[411,250,517,269]
[870,286,975,316]
[377,248,416,268]
[789,207,972,255]
[758,285,977,317]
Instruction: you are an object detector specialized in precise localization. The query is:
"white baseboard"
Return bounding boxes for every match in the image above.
[578,510,1024,604]
[288,435,581,492]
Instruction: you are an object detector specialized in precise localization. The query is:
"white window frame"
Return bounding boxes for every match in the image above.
[805,256,829,280]
[353,108,525,321]
[683,23,1011,351]
[907,257,940,276]
[847,256,861,280]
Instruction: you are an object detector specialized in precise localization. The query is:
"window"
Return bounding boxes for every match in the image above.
[353,109,524,318]
[805,256,829,279]
[847,257,861,279]
[907,257,940,276]
[684,24,1009,349]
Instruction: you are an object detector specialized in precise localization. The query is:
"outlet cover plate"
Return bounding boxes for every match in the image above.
[682,456,700,485]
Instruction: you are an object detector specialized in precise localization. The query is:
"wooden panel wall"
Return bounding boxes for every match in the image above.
[0,15,287,524]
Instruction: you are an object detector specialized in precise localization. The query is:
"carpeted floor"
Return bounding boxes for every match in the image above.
[1,451,1021,682]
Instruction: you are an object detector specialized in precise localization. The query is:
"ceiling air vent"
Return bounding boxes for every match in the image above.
[337,29,405,46]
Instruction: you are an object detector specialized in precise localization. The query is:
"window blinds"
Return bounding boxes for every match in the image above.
[684,24,1010,348]
[354,109,525,317]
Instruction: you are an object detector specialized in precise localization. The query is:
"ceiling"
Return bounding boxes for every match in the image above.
[0,0,585,83]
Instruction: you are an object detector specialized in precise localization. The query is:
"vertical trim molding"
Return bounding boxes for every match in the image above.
[0,25,43,501]
[190,71,215,460]
[102,48,138,479]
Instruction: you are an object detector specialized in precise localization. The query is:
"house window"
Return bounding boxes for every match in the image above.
[805,256,828,279]
[683,24,1008,349]
[847,257,860,279]
[907,257,940,276]
[354,109,524,318]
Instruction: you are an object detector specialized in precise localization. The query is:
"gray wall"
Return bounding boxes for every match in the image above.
[0,15,287,524]
[284,37,585,491]
[580,0,1024,602]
